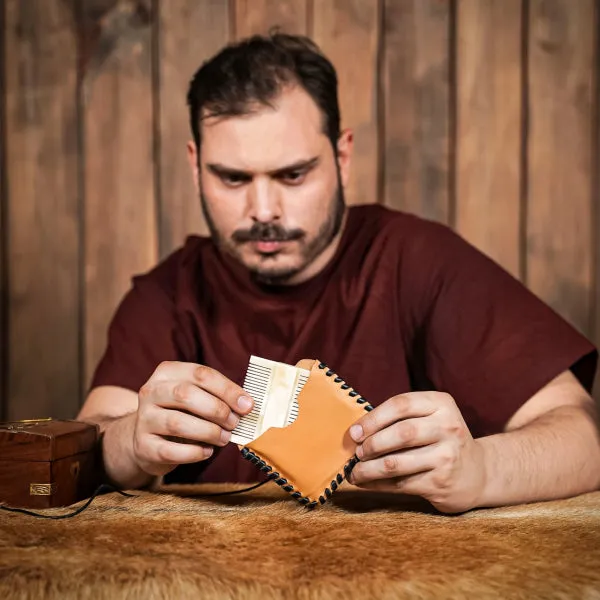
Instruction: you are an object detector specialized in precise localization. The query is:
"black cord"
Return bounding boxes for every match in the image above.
[0,484,137,519]
[190,477,275,497]
[0,479,275,519]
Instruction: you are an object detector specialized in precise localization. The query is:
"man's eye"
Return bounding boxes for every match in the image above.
[221,173,249,186]
[279,171,306,185]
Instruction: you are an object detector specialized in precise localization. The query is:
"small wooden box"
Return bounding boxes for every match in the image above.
[0,419,100,509]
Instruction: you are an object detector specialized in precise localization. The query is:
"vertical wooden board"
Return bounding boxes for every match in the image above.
[456,0,522,278]
[0,0,7,420]
[595,6,600,403]
[235,0,307,38]
[158,0,229,256]
[313,0,379,206]
[82,0,158,388]
[4,0,80,419]
[527,0,595,335]
[382,0,450,224]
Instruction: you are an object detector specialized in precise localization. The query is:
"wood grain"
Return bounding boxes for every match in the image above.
[313,0,380,206]
[4,0,80,420]
[235,0,307,38]
[527,0,595,335]
[0,0,6,421]
[456,0,522,278]
[382,0,450,224]
[595,3,600,402]
[157,0,229,256]
[82,0,158,388]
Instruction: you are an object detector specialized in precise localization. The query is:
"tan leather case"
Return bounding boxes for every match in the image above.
[239,359,372,508]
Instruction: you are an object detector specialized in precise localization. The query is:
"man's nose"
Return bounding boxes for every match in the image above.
[247,178,282,223]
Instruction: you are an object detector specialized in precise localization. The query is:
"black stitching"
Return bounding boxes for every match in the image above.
[349,391,359,397]
[341,384,350,389]
[319,495,326,504]
[325,488,332,498]
[336,474,343,484]
[325,370,334,377]
[292,491,302,499]
[331,481,338,491]
[318,362,327,369]
[283,485,293,492]
[334,377,343,383]
[357,398,366,404]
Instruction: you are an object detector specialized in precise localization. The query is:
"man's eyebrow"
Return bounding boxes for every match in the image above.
[268,157,320,176]
[206,163,251,177]
[206,157,320,177]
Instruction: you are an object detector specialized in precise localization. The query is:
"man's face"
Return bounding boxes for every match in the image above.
[188,86,352,285]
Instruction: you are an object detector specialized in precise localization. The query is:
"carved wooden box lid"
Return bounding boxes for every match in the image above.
[0,419,98,462]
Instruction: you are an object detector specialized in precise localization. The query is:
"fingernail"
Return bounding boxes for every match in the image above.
[356,444,364,459]
[220,429,232,444]
[226,412,240,429]
[350,424,363,442]
[204,447,214,458]
[238,395,253,412]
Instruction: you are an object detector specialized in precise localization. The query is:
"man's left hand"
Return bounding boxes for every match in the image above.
[347,392,487,513]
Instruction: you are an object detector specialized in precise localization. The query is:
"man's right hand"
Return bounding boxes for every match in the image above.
[132,361,254,477]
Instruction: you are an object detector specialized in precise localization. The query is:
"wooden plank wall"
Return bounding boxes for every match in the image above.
[1,0,599,420]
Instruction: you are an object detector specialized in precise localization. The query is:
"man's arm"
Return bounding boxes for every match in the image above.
[78,362,254,491]
[477,370,600,507]
[77,386,157,489]
[347,369,600,513]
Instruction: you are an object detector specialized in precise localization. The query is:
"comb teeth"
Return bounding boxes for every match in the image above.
[230,356,310,445]
[288,372,309,423]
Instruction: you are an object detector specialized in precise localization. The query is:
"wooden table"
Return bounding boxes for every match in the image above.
[1,483,600,599]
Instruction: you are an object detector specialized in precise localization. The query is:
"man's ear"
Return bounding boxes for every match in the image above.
[336,129,353,189]
[187,141,200,191]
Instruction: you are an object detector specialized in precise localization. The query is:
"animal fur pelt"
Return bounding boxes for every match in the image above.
[1,483,600,600]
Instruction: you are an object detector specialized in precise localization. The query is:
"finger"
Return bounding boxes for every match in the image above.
[357,417,440,460]
[147,380,241,431]
[153,407,233,447]
[149,361,254,415]
[354,470,431,496]
[142,434,214,465]
[349,393,437,443]
[348,446,435,486]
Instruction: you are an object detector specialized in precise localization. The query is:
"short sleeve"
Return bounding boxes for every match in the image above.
[89,273,186,395]
[402,222,598,437]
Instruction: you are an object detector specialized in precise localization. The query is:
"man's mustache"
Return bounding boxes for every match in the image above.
[231,223,305,243]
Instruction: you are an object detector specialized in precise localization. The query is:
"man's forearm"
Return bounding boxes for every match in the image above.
[476,405,600,508]
[86,413,156,490]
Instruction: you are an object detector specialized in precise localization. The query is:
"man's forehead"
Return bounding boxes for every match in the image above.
[199,87,328,171]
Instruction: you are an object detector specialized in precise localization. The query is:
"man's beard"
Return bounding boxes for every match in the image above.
[200,179,346,285]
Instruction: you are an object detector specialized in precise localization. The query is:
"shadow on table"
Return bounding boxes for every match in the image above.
[158,483,441,514]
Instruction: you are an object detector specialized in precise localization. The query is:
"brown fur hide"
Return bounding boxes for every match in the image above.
[1,483,600,599]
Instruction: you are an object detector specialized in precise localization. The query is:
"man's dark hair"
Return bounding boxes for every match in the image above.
[186,31,341,154]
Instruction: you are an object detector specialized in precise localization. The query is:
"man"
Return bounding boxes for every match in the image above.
[77,33,600,514]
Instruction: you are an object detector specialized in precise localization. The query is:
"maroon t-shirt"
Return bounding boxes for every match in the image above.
[90,205,598,484]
